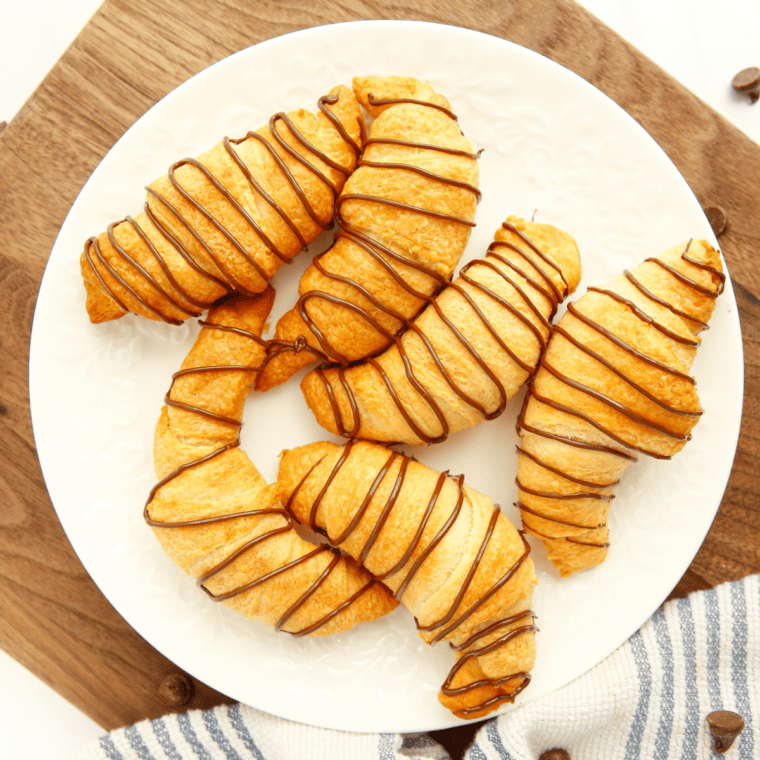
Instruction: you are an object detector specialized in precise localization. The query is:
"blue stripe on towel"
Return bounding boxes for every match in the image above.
[125,725,154,760]
[652,610,674,760]
[624,630,651,760]
[379,734,396,760]
[202,710,242,760]
[99,735,124,760]
[730,581,754,759]
[486,718,517,759]
[226,705,267,760]
[705,587,722,708]
[676,596,700,760]
[151,717,183,760]
[177,712,212,760]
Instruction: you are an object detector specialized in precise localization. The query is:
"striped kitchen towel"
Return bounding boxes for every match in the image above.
[74,575,759,760]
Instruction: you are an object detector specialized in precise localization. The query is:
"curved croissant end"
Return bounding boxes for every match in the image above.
[81,86,363,325]
[145,292,397,636]
[278,439,537,719]
[516,239,725,576]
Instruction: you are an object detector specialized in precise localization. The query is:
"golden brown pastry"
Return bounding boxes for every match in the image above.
[145,291,398,635]
[300,217,582,444]
[277,439,537,719]
[256,76,480,391]
[81,86,364,324]
[516,239,725,576]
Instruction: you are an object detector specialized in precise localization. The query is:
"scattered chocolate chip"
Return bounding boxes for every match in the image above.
[703,205,729,236]
[539,750,571,760]
[732,67,760,103]
[159,673,195,706]
[706,710,744,754]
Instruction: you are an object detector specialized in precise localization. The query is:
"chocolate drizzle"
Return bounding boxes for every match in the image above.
[84,92,360,322]
[262,93,481,374]
[312,221,569,444]
[144,319,377,637]
[284,441,536,715]
[517,240,723,556]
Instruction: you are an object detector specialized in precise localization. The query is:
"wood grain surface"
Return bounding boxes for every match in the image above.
[1,0,759,753]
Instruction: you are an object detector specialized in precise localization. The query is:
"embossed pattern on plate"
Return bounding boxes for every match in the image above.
[29,21,743,733]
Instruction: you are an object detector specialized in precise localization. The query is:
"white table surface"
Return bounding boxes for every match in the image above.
[2,1,758,757]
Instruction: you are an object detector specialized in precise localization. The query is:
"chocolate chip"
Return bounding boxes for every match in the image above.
[733,67,760,92]
[732,67,760,103]
[159,673,195,706]
[706,710,744,754]
[539,750,571,760]
[703,205,729,236]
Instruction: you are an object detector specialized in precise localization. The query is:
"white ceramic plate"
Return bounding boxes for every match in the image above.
[30,20,743,733]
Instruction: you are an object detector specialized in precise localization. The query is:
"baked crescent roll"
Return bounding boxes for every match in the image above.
[277,439,537,719]
[300,217,582,444]
[81,85,363,324]
[516,239,725,576]
[256,75,480,391]
[146,291,398,636]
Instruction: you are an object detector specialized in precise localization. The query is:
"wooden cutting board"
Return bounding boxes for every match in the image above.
[1,0,759,754]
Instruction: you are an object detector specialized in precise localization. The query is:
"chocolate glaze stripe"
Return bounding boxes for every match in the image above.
[539,358,692,441]
[485,248,559,322]
[517,417,638,462]
[515,445,621,488]
[459,258,551,351]
[229,131,329,232]
[125,214,210,312]
[429,529,533,645]
[270,111,352,180]
[419,506,501,636]
[145,185,256,296]
[552,322,703,417]
[682,250,726,293]
[585,288,700,350]
[293,445,535,711]
[106,221,200,321]
[526,385,671,459]
[644,240,720,299]
[337,193,478,228]
[500,221,568,303]
[367,92,459,121]
[357,159,482,200]
[86,92,360,317]
[517,501,604,530]
[166,157,272,285]
[318,94,363,155]
[516,478,614,501]
[363,136,482,159]
[83,237,130,314]
[165,365,261,426]
[85,235,181,323]
[523,520,610,549]
[222,136,308,252]
[197,319,268,347]
[143,191,234,294]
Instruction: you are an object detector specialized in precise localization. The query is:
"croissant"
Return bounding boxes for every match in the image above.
[277,439,537,720]
[256,75,480,391]
[145,291,398,635]
[300,217,582,444]
[516,239,725,577]
[80,85,363,324]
